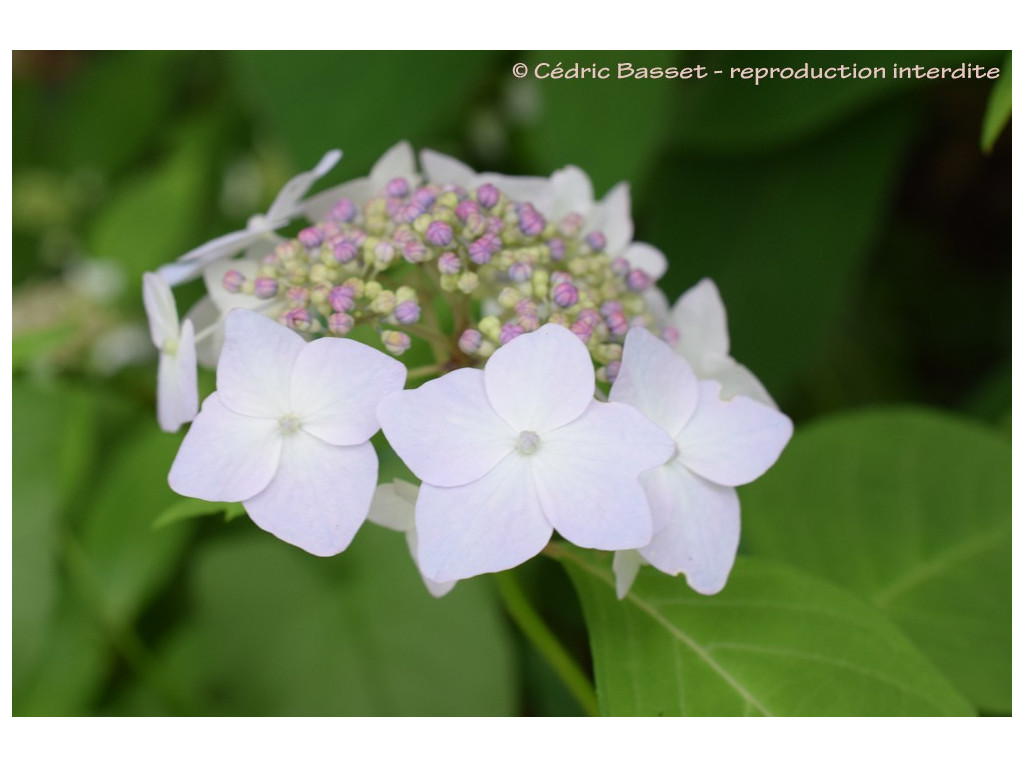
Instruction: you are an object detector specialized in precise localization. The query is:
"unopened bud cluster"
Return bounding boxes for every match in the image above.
[221,177,668,380]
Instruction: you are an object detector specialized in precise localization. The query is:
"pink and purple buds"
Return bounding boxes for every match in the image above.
[254,277,279,299]
[626,268,652,292]
[386,177,410,197]
[517,203,546,237]
[476,183,500,209]
[332,239,359,263]
[394,300,421,325]
[585,231,607,251]
[381,330,412,355]
[298,226,324,249]
[283,307,312,331]
[402,240,428,263]
[329,285,356,313]
[425,220,453,247]
[327,312,355,335]
[469,233,500,265]
[328,197,358,223]
[552,281,579,308]
[455,199,480,221]
[499,322,525,345]
[508,262,532,283]
[221,269,245,293]
[458,328,483,354]
[547,238,566,260]
[437,251,461,275]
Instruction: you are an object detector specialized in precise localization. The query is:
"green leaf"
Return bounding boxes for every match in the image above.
[519,52,677,193]
[228,51,499,173]
[561,548,973,716]
[152,498,243,529]
[647,102,917,394]
[154,525,517,715]
[981,54,1011,152]
[78,426,191,626]
[742,408,1010,712]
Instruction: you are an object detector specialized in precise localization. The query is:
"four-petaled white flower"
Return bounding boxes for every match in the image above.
[168,309,406,556]
[300,141,420,222]
[660,278,775,407]
[142,271,198,432]
[368,480,457,598]
[158,149,342,287]
[609,327,793,597]
[378,323,675,583]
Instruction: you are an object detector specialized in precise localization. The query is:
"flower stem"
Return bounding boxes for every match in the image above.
[405,363,443,381]
[494,569,600,717]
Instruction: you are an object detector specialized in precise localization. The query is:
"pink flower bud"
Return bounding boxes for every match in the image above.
[329,285,355,313]
[328,312,355,335]
[394,301,421,325]
[222,269,244,293]
[552,282,579,308]
[329,198,357,222]
[386,177,410,197]
[458,329,483,354]
[476,184,500,208]
[254,277,278,299]
[298,227,323,249]
[381,330,412,356]
[437,251,461,274]
[426,220,453,246]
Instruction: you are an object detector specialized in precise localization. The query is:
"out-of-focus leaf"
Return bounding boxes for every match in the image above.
[155,525,516,715]
[87,143,208,288]
[676,51,1002,154]
[648,102,917,394]
[53,51,179,173]
[519,51,677,192]
[152,498,243,529]
[12,324,78,371]
[228,51,499,174]
[14,599,110,716]
[78,426,191,626]
[562,548,973,716]
[742,408,1010,712]
[981,54,1011,152]
[13,381,100,709]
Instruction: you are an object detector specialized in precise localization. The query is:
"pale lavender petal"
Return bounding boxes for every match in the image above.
[611,327,699,438]
[532,401,674,551]
[216,309,305,419]
[677,381,793,487]
[245,433,376,557]
[477,172,551,208]
[367,480,419,532]
[157,319,198,432]
[378,368,514,487]
[161,228,260,286]
[613,550,645,599]
[415,453,552,582]
[671,278,731,366]
[483,323,596,434]
[290,337,406,446]
[369,141,418,191]
[639,462,740,595]
[184,296,223,369]
[589,182,633,257]
[546,165,594,218]
[266,149,342,222]
[406,528,457,598]
[623,241,667,280]
[168,392,281,502]
[704,357,777,408]
[142,272,178,348]
[420,148,477,188]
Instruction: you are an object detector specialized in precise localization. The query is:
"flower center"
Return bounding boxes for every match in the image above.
[515,430,541,455]
[278,414,302,436]
[161,338,179,356]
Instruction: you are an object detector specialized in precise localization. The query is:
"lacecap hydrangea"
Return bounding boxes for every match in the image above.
[145,141,792,598]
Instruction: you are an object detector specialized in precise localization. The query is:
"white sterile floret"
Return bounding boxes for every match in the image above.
[669,278,776,407]
[378,323,675,583]
[158,149,342,287]
[609,327,793,597]
[368,480,457,598]
[168,309,406,556]
[301,141,420,222]
[142,271,198,432]
[418,148,552,209]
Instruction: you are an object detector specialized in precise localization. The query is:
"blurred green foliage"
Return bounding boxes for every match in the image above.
[12,50,1010,716]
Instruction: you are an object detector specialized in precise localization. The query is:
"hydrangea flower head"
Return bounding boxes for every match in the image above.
[378,323,675,582]
[142,271,198,432]
[168,308,406,555]
[609,327,793,596]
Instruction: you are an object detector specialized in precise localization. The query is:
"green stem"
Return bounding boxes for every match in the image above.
[406,363,443,381]
[494,569,600,717]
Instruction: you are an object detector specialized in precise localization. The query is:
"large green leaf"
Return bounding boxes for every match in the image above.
[561,549,972,716]
[741,408,1010,712]
[519,51,677,193]
[153,524,517,715]
[647,102,917,394]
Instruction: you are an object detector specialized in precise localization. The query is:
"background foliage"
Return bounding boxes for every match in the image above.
[12,50,1010,716]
